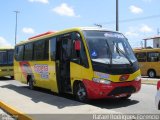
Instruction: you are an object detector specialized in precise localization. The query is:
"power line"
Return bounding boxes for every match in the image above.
[99,14,160,25]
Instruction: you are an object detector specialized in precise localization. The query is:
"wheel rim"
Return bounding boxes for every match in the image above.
[149,71,155,78]
[77,83,86,101]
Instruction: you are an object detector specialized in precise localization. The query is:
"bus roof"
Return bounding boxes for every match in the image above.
[0,47,14,50]
[15,27,121,46]
[133,48,160,52]
[28,31,55,40]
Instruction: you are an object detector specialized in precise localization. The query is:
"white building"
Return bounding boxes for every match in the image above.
[143,35,160,48]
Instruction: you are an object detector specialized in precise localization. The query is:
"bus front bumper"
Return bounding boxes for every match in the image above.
[82,79,141,99]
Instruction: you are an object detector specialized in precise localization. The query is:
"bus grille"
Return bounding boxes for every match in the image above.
[108,86,136,96]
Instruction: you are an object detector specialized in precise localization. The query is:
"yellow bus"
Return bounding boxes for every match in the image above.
[134,48,160,78]
[14,27,141,102]
[0,48,14,78]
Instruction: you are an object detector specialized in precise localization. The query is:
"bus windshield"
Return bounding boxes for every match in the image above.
[84,30,137,65]
[0,51,7,65]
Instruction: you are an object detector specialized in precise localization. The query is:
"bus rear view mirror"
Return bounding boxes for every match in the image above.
[74,40,81,51]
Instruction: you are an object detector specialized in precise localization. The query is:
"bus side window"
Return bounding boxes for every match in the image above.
[44,40,49,60]
[8,50,14,65]
[147,52,159,62]
[24,43,33,61]
[71,32,89,68]
[50,37,56,60]
[136,52,146,62]
[34,41,43,60]
[15,45,24,61]
[0,51,7,65]
[33,40,49,60]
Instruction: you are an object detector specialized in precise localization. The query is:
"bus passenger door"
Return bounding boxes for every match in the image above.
[56,34,72,93]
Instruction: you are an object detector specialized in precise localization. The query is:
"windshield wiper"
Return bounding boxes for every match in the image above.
[114,42,133,66]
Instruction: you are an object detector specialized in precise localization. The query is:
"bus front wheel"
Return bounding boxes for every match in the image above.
[28,77,34,90]
[74,82,88,103]
[148,70,156,78]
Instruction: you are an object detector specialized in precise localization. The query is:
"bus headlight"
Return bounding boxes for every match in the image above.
[93,78,111,84]
[135,75,141,81]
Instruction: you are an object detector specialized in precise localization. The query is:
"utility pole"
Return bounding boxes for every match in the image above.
[116,0,119,31]
[14,11,20,45]
[157,28,160,35]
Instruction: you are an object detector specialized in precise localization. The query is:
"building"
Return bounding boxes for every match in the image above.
[143,35,160,48]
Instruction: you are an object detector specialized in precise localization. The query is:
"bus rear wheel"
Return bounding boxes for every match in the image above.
[74,82,88,103]
[148,70,156,78]
[10,76,14,79]
[28,77,34,90]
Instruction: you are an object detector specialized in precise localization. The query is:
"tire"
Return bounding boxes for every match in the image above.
[10,76,14,79]
[148,70,156,78]
[74,82,88,103]
[28,77,34,90]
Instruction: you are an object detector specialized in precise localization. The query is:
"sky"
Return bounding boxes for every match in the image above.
[0,0,160,48]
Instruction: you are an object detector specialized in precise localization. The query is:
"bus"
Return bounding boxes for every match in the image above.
[134,48,160,78]
[14,27,141,102]
[0,48,14,78]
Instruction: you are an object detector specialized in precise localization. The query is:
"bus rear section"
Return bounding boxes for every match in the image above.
[0,48,14,78]
[14,28,141,102]
[134,48,160,78]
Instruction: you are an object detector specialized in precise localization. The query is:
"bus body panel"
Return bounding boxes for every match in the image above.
[49,61,59,93]
[139,62,160,76]
[0,66,13,77]
[82,69,141,99]
[15,61,58,92]
[83,79,141,99]
[14,60,24,82]
[70,30,94,90]
[103,69,141,83]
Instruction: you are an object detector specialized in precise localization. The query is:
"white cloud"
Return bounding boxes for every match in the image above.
[139,24,153,33]
[142,0,152,2]
[52,3,80,17]
[125,27,139,37]
[125,25,154,48]
[125,25,153,37]
[125,31,139,37]
[129,5,143,14]
[22,27,35,34]
[28,0,49,4]
[0,37,12,47]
